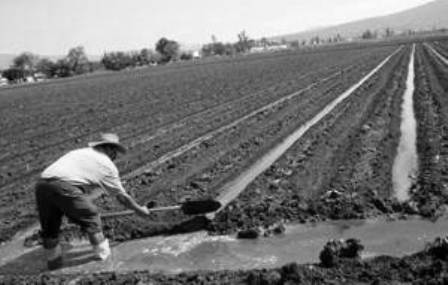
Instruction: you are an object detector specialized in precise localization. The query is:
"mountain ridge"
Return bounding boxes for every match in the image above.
[270,0,448,42]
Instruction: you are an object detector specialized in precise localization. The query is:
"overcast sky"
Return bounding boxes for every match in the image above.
[0,0,434,55]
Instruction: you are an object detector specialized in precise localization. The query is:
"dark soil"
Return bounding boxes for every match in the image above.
[21,43,448,246]
[207,43,448,236]
[20,46,397,246]
[208,46,410,235]
[411,44,448,218]
[2,39,448,284]
[0,45,395,244]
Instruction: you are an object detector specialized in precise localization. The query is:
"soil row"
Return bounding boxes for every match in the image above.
[0,48,389,188]
[208,43,448,236]
[0,47,394,243]
[209,46,410,235]
[19,47,398,245]
[94,49,401,242]
[0,46,397,243]
[410,44,448,217]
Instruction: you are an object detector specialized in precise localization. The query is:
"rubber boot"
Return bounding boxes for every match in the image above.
[92,238,111,261]
[89,231,110,261]
[45,243,63,270]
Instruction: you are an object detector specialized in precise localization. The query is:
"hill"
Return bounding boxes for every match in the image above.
[271,0,448,42]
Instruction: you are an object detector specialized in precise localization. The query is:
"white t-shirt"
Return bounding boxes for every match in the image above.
[41,147,126,196]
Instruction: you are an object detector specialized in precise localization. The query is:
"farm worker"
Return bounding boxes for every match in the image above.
[35,133,151,270]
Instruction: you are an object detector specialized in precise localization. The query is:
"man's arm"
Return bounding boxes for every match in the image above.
[100,163,150,216]
[115,192,150,217]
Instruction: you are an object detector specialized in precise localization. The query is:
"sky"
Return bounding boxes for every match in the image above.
[0,0,434,55]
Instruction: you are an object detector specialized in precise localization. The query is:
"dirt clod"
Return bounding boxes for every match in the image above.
[319,238,364,267]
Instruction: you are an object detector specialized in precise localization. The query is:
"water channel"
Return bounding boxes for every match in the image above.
[0,216,447,274]
[392,45,418,201]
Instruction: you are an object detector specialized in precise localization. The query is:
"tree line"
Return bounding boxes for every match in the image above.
[0,37,189,83]
[0,31,259,84]
[1,28,403,85]
[1,46,91,83]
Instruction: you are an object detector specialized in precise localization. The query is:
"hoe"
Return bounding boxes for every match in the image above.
[101,199,222,218]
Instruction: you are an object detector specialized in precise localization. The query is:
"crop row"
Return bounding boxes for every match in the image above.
[210,46,410,234]
[0,45,398,243]
[92,47,398,241]
[410,43,448,217]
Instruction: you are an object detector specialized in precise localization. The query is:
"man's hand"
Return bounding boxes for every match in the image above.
[116,192,152,217]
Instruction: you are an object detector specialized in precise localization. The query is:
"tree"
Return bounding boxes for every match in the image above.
[101,52,133,71]
[260,37,269,47]
[12,52,39,74]
[53,59,72,78]
[309,36,321,45]
[66,46,90,75]
[36,58,56,78]
[139,48,154,65]
[234,30,252,53]
[289,40,300,48]
[129,51,141,67]
[180,52,193,61]
[2,67,26,83]
[155,37,179,63]
[385,28,394,38]
[361,30,377,40]
[201,42,235,57]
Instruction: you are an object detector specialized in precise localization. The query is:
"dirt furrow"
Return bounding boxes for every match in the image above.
[17,48,397,245]
[209,47,409,235]
[411,44,448,217]
[0,46,396,244]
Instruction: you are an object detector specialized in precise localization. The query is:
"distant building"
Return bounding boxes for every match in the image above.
[192,51,201,59]
[0,76,7,86]
[250,46,266,53]
[25,76,35,83]
[250,44,289,54]
[34,72,47,82]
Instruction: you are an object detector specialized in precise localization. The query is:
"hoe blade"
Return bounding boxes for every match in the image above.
[180,199,222,215]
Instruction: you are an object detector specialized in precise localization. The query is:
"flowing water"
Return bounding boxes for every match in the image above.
[392,45,418,201]
[1,216,447,274]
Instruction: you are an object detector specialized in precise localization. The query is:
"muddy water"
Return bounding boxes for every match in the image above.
[211,47,402,214]
[392,45,418,201]
[1,216,447,274]
[91,217,448,274]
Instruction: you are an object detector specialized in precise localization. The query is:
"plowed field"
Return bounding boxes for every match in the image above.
[1,39,448,284]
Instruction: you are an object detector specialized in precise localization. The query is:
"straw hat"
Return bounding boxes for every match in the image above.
[88,133,126,153]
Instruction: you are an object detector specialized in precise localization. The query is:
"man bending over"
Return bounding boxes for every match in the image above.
[35,133,150,270]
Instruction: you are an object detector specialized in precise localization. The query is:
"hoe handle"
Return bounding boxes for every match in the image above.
[101,205,181,218]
